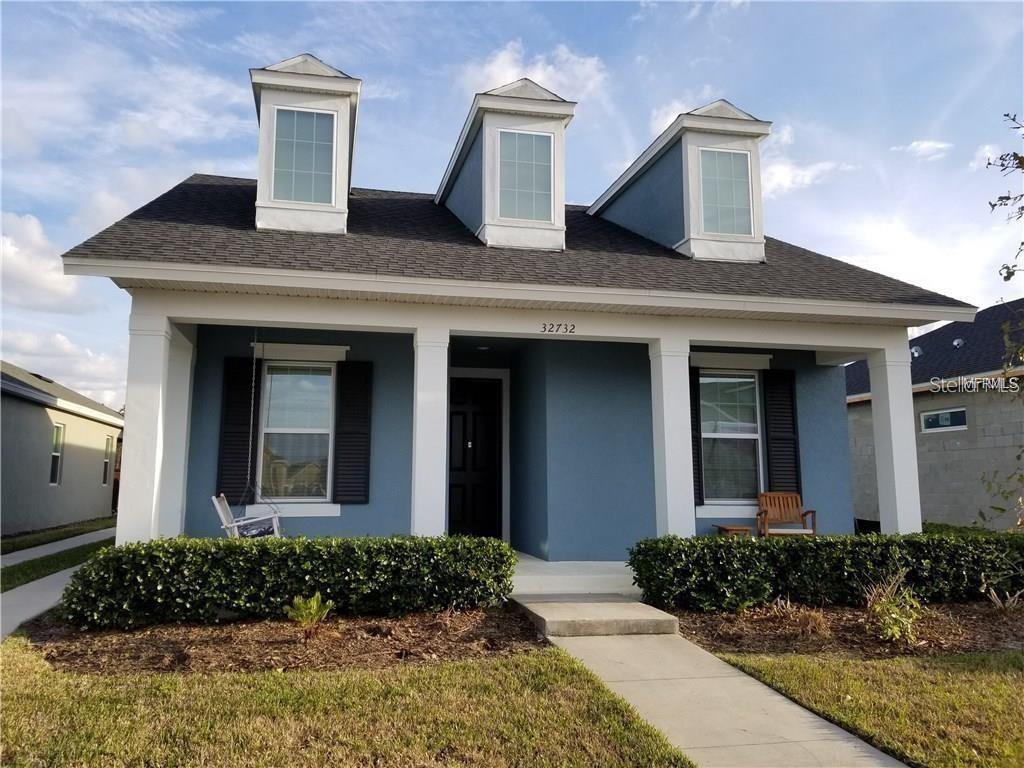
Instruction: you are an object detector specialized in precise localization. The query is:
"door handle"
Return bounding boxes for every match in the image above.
[467,441,473,449]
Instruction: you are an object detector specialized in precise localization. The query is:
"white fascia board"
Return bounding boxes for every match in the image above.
[64,256,980,326]
[1,381,124,428]
[250,69,361,97]
[847,365,1024,404]
[435,94,576,204]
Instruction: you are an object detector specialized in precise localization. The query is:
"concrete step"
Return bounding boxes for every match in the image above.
[514,594,678,637]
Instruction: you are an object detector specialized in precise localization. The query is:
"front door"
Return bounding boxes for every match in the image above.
[448,377,502,538]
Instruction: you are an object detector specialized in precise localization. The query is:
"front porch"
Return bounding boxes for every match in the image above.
[116,289,925,559]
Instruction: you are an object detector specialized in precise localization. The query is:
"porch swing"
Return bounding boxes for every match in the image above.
[211,328,284,538]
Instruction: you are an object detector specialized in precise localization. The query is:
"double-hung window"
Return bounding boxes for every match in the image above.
[499,130,553,222]
[258,363,335,501]
[49,423,65,486]
[700,148,753,236]
[273,108,335,205]
[699,373,762,501]
[102,435,113,485]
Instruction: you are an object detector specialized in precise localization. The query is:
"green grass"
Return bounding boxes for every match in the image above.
[1,538,114,592]
[0,640,693,767]
[1,516,115,554]
[725,650,1024,768]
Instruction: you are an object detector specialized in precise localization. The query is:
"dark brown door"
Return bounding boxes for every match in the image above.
[448,377,502,538]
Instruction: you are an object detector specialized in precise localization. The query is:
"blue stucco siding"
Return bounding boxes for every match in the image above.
[445,129,483,234]
[510,343,549,559]
[600,140,684,249]
[184,325,413,538]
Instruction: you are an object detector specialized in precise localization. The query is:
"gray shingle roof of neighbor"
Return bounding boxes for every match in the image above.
[845,297,1024,396]
[1,360,123,420]
[62,173,973,310]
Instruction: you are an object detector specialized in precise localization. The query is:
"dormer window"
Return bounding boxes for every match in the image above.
[273,108,335,205]
[700,148,752,237]
[498,130,553,222]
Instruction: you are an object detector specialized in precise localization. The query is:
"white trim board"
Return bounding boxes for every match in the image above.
[691,352,772,370]
[251,343,349,361]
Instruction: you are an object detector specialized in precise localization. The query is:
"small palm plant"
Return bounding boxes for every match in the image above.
[284,592,335,643]
[865,569,921,646]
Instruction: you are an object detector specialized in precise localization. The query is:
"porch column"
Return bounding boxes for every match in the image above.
[868,346,922,533]
[154,324,196,539]
[411,325,450,536]
[117,313,172,544]
[649,337,697,537]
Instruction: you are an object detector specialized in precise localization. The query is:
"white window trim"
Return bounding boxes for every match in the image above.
[251,343,349,362]
[270,105,338,208]
[102,435,113,486]
[919,406,968,434]
[255,361,336,504]
[699,369,765,505]
[698,147,754,238]
[50,423,65,487]
[496,128,555,224]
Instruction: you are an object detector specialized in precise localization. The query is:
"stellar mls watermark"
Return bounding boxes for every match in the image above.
[929,376,1022,394]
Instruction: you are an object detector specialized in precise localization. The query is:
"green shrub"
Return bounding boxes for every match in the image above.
[865,569,921,645]
[61,536,516,630]
[284,592,335,642]
[629,533,1024,611]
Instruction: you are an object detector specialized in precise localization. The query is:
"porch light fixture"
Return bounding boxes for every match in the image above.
[910,346,923,358]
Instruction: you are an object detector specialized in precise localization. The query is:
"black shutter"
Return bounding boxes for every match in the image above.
[763,369,801,493]
[334,361,373,504]
[217,357,262,504]
[690,367,704,506]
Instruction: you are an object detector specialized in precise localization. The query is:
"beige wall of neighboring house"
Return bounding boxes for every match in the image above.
[849,387,1023,529]
[1,395,121,534]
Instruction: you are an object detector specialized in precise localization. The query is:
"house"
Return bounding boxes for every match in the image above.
[847,299,1023,529]
[61,54,976,560]
[1,361,123,534]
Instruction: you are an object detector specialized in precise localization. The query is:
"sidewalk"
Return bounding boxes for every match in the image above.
[551,628,906,767]
[1,565,80,638]
[2,527,115,567]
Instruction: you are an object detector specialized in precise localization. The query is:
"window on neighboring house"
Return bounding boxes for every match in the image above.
[102,435,113,485]
[700,148,753,236]
[499,130,553,222]
[700,373,762,501]
[273,108,335,205]
[920,407,967,433]
[49,423,65,486]
[257,363,335,501]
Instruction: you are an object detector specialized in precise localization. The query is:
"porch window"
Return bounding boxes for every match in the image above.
[257,363,334,501]
[699,373,762,501]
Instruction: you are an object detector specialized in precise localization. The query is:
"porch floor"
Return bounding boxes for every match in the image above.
[512,553,640,597]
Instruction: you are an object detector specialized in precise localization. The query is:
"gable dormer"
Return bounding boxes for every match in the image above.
[589,99,771,263]
[250,54,361,234]
[435,79,576,250]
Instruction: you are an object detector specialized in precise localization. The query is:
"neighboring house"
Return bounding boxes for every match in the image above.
[62,54,976,560]
[1,361,123,534]
[847,299,1024,529]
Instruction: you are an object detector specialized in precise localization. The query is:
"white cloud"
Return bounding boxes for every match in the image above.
[889,140,953,161]
[969,143,1000,171]
[458,40,608,101]
[2,330,126,408]
[760,124,855,199]
[1,213,97,313]
[648,85,719,135]
[53,3,220,47]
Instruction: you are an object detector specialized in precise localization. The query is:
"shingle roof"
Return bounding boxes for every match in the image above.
[62,174,971,310]
[846,297,1024,396]
[1,360,123,421]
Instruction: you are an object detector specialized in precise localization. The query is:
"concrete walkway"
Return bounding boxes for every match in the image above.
[1,565,81,638]
[2,527,115,566]
[552,633,905,767]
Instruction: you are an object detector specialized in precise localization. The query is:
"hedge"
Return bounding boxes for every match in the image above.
[62,535,517,629]
[629,533,1024,612]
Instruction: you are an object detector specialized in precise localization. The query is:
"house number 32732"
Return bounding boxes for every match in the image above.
[540,322,576,334]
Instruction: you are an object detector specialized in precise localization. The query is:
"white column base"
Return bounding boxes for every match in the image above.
[869,347,922,534]
[650,337,697,537]
[411,326,450,536]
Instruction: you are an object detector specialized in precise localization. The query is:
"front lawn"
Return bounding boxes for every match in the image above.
[0,637,692,767]
[727,651,1024,768]
[1,516,115,554]
[0,537,114,592]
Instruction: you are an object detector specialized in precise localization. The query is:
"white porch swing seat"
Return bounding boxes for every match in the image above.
[211,493,282,538]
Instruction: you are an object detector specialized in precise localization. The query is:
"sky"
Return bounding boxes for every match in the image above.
[2,0,1022,409]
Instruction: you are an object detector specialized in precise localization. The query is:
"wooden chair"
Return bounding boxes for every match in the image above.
[211,493,282,538]
[756,492,816,537]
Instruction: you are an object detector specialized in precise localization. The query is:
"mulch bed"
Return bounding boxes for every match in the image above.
[675,602,1024,659]
[19,606,546,675]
